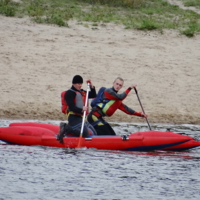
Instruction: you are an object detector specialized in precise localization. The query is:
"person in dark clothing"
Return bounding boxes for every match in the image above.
[87,77,147,136]
[57,75,97,143]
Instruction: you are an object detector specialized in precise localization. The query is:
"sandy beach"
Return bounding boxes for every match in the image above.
[0,14,200,125]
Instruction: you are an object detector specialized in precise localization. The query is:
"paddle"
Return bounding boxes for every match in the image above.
[77,82,90,148]
[133,87,152,130]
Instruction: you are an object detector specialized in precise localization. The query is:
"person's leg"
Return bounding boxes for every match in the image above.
[103,122,116,135]
[85,121,97,136]
[68,115,89,137]
[87,113,116,135]
[88,113,104,135]
[57,122,66,143]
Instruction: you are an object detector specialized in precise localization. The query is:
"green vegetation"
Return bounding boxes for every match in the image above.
[0,0,17,16]
[0,0,200,37]
[182,0,200,8]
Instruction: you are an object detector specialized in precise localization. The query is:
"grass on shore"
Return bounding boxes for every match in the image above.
[183,0,200,8]
[0,0,200,37]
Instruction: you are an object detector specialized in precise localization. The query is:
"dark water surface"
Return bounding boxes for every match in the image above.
[0,120,200,200]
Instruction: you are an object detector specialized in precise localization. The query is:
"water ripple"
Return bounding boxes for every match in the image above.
[1,120,200,200]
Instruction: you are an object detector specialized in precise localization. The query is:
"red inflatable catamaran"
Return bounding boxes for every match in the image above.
[0,122,200,151]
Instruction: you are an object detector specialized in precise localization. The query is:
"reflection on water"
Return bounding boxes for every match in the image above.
[1,119,200,200]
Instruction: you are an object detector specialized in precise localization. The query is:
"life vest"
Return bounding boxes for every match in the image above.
[61,89,87,115]
[91,87,109,109]
[61,90,68,114]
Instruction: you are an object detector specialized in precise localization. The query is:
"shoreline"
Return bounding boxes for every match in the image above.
[1,108,200,125]
[1,116,200,127]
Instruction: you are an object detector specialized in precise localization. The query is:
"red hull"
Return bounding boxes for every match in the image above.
[164,140,200,151]
[0,122,199,151]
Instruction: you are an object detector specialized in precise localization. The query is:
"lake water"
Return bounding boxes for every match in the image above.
[0,119,200,200]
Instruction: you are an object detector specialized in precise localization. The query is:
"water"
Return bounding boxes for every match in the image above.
[1,119,200,200]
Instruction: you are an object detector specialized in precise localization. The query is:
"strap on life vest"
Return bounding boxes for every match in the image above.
[67,111,83,118]
[90,116,107,127]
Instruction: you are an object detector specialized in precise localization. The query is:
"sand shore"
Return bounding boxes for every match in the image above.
[0,15,200,124]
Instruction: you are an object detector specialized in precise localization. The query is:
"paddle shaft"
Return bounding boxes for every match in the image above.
[134,87,152,130]
[77,82,90,148]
